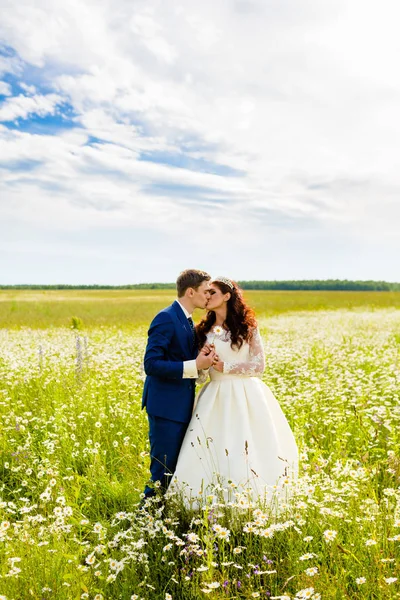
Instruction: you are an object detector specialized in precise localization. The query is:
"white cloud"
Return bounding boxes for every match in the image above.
[0,93,63,122]
[0,82,12,96]
[0,53,23,78]
[0,0,399,281]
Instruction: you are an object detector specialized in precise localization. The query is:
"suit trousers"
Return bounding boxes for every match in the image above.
[144,414,188,497]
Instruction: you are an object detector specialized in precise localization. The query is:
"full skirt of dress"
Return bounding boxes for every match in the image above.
[169,371,299,506]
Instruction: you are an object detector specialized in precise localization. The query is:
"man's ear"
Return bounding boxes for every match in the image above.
[187,287,194,298]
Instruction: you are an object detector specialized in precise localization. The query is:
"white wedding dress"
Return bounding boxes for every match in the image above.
[169,327,299,506]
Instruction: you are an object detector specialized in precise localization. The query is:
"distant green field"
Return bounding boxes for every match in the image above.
[0,289,400,328]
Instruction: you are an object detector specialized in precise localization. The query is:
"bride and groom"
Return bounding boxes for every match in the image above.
[141,269,298,505]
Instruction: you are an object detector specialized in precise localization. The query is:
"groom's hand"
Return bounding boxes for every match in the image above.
[196,348,217,370]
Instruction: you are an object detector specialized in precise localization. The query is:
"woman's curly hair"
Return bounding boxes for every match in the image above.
[196,280,257,349]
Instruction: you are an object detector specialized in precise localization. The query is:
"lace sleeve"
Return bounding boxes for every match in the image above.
[223,328,265,376]
[197,368,210,385]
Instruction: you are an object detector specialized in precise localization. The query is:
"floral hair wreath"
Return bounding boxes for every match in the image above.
[212,276,234,290]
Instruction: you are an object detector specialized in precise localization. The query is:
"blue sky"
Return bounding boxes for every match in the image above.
[1,0,400,284]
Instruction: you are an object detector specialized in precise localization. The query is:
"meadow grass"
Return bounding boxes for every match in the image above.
[0,292,399,599]
[1,289,400,329]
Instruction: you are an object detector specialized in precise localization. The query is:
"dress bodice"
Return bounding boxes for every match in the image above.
[203,327,265,380]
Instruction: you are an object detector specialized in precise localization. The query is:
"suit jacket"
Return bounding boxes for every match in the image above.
[142,301,198,423]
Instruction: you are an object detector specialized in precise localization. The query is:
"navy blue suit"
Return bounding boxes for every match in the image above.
[142,301,198,495]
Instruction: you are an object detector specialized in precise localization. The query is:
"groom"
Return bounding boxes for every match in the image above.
[142,269,216,498]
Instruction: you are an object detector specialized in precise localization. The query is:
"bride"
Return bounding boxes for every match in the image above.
[169,277,299,505]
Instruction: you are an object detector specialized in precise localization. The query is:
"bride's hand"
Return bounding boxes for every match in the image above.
[212,359,224,373]
[200,343,214,356]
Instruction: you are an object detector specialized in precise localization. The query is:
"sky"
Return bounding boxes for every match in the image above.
[0,0,399,284]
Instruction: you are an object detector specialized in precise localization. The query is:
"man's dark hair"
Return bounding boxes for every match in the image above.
[176,269,211,297]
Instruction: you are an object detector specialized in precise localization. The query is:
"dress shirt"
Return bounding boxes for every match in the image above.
[176,300,198,379]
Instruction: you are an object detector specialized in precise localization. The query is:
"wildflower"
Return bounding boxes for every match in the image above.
[259,528,274,538]
[295,588,315,599]
[243,522,257,533]
[213,525,230,540]
[385,578,398,584]
[166,594,172,600]
[206,582,220,589]
[299,553,316,561]
[85,554,95,565]
[356,578,366,584]
[251,594,260,598]
[323,529,337,542]
[381,558,395,563]
[365,539,377,546]
[304,567,318,576]
[94,595,103,600]
[213,326,223,336]
[233,547,242,554]
[109,558,122,571]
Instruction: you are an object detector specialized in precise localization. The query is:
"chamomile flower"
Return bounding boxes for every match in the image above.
[323,529,337,542]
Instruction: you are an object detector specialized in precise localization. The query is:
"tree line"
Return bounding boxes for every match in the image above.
[1,280,399,291]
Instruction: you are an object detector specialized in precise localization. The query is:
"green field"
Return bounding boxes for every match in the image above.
[0,291,399,599]
[1,289,400,328]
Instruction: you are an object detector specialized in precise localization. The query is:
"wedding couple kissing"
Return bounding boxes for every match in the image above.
[141,269,298,507]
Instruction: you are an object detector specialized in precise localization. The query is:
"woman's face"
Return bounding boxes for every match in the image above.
[206,283,231,311]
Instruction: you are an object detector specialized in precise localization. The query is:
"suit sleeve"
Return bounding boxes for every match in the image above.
[144,312,184,379]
